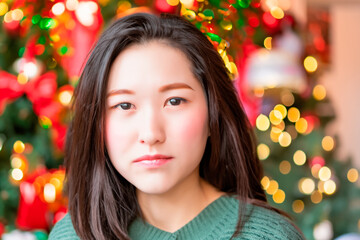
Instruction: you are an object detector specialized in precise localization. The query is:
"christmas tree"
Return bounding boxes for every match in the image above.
[0,0,359,239]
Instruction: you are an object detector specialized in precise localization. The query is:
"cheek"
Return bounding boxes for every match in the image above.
[174,109,209,141]
[105,114,133,155]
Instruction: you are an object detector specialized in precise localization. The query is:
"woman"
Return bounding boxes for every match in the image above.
[49,13,304,239]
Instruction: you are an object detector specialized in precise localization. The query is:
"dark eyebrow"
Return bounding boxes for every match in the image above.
[107,83,194,98]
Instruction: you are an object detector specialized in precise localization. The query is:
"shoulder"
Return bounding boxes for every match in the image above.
[48,213,80,240]
[216,196,304,240]
[240,201,304,240]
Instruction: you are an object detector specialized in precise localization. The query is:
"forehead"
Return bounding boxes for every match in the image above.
[107,41,199,90]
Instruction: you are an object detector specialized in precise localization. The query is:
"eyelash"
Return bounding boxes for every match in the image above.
[113,97,187,111]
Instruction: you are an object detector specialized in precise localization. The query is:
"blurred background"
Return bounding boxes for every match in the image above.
[0,0,359,239]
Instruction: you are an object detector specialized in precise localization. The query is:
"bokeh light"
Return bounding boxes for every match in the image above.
[322,136,335,151]
[287,107,300,122]
[0,2,9,16]
[324,180,336,195]
[274,104,287,119]
[292,200,304,213]
[257,143,270,160]
[279,160,291,174]
[281,90,295,106]
[270,127,282,142]
[299,177,315,195]
[266,180,279,195]
[264,37,272,50]
[347,168,359,183]
[11,168,23,181]
[278,131,291,147]
[311,190,323,204]
[293,150,306,166]
[270,6,284,19]
[269,110,283,125]
[318,166,331,181]
[273,189,285,203]
[261,176,270,190]
[44,183,56,203]
[59,90,73,106]
[304,56,318,73]
[295,118,308,134]
[313,84,326,101]
[52,2,66,16]
[13,140,25,154]
[256,114,270,131]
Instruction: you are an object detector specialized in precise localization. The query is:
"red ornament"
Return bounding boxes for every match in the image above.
[154,0,177,13]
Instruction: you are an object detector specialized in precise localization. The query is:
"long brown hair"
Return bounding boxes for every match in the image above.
[65,13,271,239]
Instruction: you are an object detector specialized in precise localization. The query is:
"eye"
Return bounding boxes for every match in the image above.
[114,102,134,110]
[166,97,187,106]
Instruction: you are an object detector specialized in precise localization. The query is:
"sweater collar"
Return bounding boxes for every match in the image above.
[128,195,239,239]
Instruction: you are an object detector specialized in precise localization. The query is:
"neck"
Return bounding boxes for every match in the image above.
[136,174,224,233]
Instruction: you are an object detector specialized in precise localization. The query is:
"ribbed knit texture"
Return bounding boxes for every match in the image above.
[49,195,304,239]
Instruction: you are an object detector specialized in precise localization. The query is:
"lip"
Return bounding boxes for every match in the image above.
[133,154,173,168]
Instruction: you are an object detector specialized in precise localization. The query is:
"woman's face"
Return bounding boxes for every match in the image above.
[105,41,209,195]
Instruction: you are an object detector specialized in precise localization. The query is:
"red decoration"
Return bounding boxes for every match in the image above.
[235,40,262,125]
[154,0,177,13]
[55,0,103,79]
[16,169,49,230]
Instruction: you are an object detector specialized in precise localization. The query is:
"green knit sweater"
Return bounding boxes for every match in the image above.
[49,195,304,239]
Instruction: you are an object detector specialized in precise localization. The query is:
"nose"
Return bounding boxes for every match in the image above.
[138,107,166,145]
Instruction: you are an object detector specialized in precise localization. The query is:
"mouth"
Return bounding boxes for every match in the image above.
[133,154,173,168]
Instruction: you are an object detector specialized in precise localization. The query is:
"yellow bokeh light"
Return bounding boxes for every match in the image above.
[4,11,12,23]
[274,104,287,119]
[167,0,180,6]
[322,136,334,151]
[13,140,25,154]
[281,90,295,107]
[180,0,194,7]
[12,9,23,21]
[293,150,306,166]
[311,190,323,204]
[11,168,23,181]
[270,6,284,19]
[279,160,291,174]
[17,73,28,85]
[264,37,272,50]
[313,84,326,101]
[254,87,264,97]
[304,56,318,73]
[287,107,300,122]
[261,176,270,190]
[295,118,308,134]
[318,166,331,181]
[266,180,279,195]
[273,189,285,204]
[269,110,283,125]
[292,200,304,213]
[324,180,336,195]
[270,127,282,143]
[59,90,73,106]
[50,177,62,190]
[0,2,9,16]
[299,177,315,195]
[347,168,359,183]
[275,121,285,131]
[44,183,56,203]
[52,2,66,15]
[279,131,292,147]
[257,143,270,160]
[11,156,23,169]
[311,164,322,178]
[256,114,270,131]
